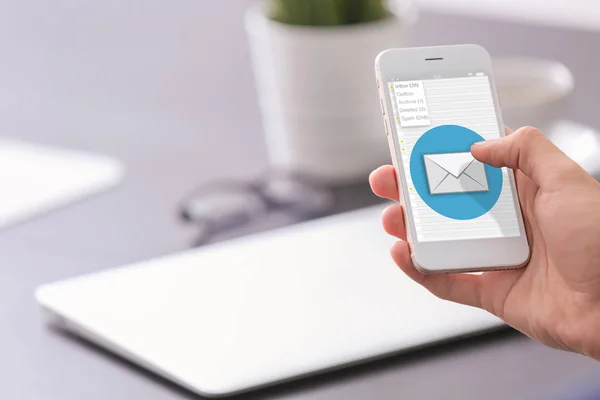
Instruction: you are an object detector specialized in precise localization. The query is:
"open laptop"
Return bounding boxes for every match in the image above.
[36,204,503,398]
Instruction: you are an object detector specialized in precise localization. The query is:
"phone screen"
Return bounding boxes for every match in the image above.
[387,74,522,242]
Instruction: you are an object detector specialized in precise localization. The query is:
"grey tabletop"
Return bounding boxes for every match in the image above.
[2,1,600,399]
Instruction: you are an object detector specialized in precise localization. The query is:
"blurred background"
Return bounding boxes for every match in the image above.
[2,0,600,399]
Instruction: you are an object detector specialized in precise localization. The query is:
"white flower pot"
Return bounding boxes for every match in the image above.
[245,1,417,184]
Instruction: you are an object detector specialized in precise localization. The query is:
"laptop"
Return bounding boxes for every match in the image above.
[36,204,503,397]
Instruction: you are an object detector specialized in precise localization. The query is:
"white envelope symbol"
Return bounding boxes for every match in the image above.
[423,152,489,195]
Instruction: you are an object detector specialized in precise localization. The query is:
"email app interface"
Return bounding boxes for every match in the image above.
[388,75,521,242]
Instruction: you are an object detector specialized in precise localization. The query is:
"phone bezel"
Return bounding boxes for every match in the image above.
[375,45,530,273]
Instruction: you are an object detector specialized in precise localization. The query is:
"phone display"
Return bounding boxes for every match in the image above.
[388,75,520,242]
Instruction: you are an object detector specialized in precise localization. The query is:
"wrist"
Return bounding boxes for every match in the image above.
[571,304,600,361]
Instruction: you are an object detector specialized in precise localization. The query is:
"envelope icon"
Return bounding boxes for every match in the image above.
[423,152,489,195]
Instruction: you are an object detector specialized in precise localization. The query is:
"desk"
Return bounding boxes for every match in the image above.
[1,1,600,399]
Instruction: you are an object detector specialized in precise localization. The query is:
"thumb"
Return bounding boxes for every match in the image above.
[471,126,576,188]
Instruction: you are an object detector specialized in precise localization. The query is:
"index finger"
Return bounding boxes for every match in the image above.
[369,165,399,201]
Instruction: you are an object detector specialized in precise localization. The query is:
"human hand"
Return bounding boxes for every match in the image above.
[369,126,600,360]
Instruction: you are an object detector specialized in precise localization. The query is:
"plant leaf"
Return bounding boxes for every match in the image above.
[267,0,389,26]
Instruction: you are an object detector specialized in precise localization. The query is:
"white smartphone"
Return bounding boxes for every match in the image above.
[374,44,530,274]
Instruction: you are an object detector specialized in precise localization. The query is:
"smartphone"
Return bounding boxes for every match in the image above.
[374,44,530,274]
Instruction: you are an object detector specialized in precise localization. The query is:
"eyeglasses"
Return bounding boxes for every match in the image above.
[179,170,336,246]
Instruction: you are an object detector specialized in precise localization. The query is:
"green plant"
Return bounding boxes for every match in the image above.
[267,0,390,26]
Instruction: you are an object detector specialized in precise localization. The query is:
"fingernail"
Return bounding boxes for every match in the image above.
[471,140,496,149]
[368,169,376,182]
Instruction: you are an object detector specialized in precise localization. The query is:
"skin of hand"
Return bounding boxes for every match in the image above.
[369,126,600,360]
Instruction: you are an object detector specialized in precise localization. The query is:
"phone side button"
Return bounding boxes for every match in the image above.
[384,119,390,136]
[380,98,385,115]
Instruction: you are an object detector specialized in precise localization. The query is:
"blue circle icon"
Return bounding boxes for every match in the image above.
[409,125,502,220]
